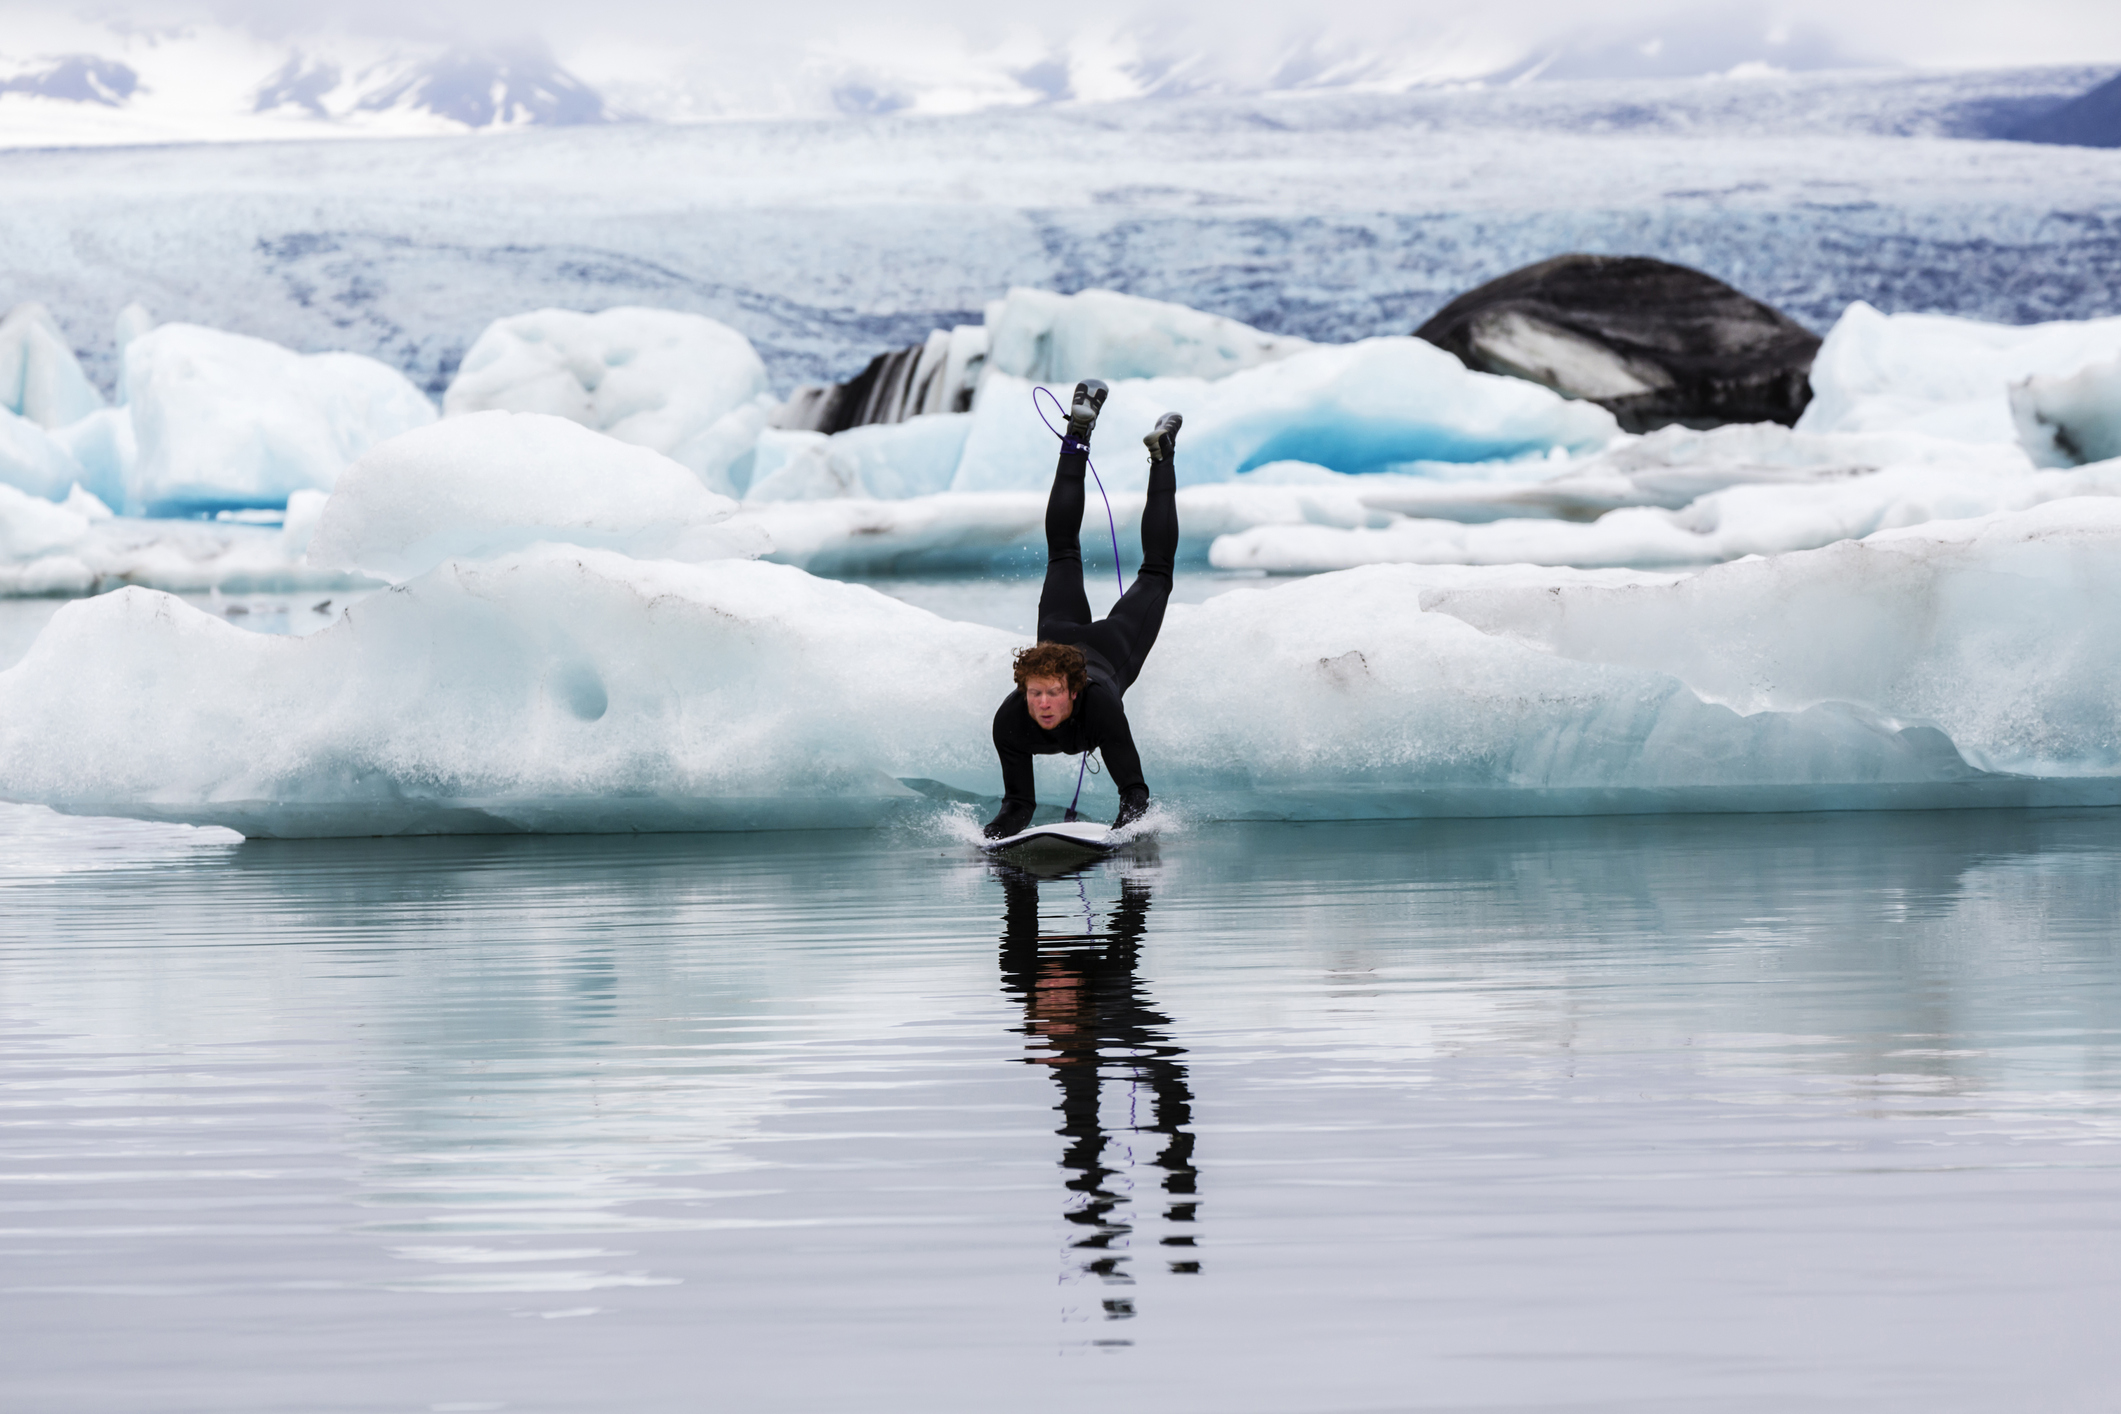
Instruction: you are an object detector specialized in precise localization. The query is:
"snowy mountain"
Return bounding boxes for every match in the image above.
[253,45,609,130]
[0,24,613,146]
[3,10,2109,151]
[6,64,2121,403]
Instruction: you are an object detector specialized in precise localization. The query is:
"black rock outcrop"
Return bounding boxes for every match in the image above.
[2006,71,2121,149]
[777,335,972,434]
[1415,254,1821,432]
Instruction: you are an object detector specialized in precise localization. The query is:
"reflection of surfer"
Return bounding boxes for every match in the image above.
[984,381,1183,839]
[996,865,1199,1326]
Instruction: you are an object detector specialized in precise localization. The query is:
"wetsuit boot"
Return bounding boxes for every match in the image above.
[984,799,1034,840]
[1065,379,1108,449]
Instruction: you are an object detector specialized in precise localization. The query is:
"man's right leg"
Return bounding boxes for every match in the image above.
[1035,380,1106,640]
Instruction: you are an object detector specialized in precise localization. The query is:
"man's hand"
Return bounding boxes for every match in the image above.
[1113,786,1151,830]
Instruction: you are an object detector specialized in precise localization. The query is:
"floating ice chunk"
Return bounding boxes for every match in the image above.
[47,406,134,508]
[0,303,105,430]
[0,479,377,598]
[1210,437,2106,571]
[0,549,1015,834]
[125,324,438,516]
[0,481,92,561]
[742,432,862,502]
[1417,497,2121,779]
[1798,301,2121,443]
[982,287,1312,386]
[443,307,772,494]
[306,412,766,583]
[2010,354,2121,467]
[953,339,1620,492]
[278,488,332,559]
[112,303,154,403]
[7,504,2118,834]
[744,416,973,503]
[0,405,87,502]
[829,415,974,500]
[62,486,114,521]
[739,478,1400,575]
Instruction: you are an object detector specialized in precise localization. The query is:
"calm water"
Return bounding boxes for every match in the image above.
[4,803,2121,1413]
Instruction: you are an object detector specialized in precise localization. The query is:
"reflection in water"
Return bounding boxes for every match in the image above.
[995,863,1198,1336]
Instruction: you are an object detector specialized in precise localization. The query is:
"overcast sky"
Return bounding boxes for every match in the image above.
[164,0,2121,69]
[6,0,2119,99]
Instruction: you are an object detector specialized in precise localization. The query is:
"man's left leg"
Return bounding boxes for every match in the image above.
[1088,412,1181,690]
[1083,412,1181,830]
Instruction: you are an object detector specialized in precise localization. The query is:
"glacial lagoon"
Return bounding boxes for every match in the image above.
[5,799,2119,1413]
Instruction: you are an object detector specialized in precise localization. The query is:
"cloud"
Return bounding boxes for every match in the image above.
[3,0,2118,123]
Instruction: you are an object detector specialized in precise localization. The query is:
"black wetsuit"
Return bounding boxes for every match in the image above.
[992,438,1178,813]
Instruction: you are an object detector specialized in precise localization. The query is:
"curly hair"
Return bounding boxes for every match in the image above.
[1013,641,1088,694]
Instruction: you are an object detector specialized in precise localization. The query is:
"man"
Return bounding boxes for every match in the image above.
[984,379,1182,839]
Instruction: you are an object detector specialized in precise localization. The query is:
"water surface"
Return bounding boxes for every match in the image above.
[4,804,2120,1412]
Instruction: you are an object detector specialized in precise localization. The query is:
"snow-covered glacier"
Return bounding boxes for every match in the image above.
[5,69,2121,399]
[3,496,2117,836]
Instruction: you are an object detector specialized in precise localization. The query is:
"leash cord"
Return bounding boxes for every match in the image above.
[1032,384,1126,596]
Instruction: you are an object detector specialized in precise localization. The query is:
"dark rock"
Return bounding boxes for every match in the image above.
[778,334,972,434]
[2006,71,2121,149]
[1415,254,1821,433]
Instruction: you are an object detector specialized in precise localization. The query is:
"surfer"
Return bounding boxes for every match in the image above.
[984,379,1182,840]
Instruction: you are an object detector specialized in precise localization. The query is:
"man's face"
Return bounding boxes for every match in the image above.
[1024,674,1077,730]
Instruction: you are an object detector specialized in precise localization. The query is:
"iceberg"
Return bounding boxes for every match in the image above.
[0,405,86,502]
[1798,301,2121,443]
[307,412,768,583]
[981,287,1313,386]
[2011,354,2121,467]
[743,416,974,503]
[1210,444,2121,572]
[774,288,1309,436]
[739,477,1398,576]
[125,324,437,516]
[0,303,105,430]
[737,424,2045,576]
[951,338,1622,493]
[0,479,372,597]
[443,307,774,495]
[47,406,134,509]
[4,500,2118,836]
[1416,497,2121,780]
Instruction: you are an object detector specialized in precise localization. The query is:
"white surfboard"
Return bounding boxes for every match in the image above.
[981,818,1122,861]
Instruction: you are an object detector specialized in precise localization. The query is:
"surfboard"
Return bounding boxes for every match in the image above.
[981,819,1122,862]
